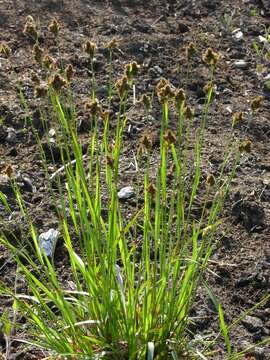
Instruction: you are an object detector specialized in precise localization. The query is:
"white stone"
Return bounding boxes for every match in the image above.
[234,60,248,69]
[117,186,135,200]
[39,228,60,258]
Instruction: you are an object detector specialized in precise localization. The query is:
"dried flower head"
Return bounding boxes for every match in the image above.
[106,155,114,169]
[157,81,175,103]
[186,42,196,60]
[232,111,244,128]
[140,133,152,152]
[107,38,118,51]
[164,129,176,145]
[5,164,13,178]
[65,64,74,82]
[0,43,11,58]
[43,54,55,69]
[84,40,97,58]
[147,183,156,198]
[251,96,264,112]
[175,88,186,107]
[33,44,43,64]
[115,76,130,98]
[183,105,194,119]
[202,48,220,67]
[48,73,67,91]
[85,98,102,117]
[48,18,60,37]
[239,139,251,153]
[156,78,168,91]
[206,174,215,187]
[100,110,111,122]
[140,94,151,110]
[23,21,38,40]
[34,85,48,98]
[125,61,140,79]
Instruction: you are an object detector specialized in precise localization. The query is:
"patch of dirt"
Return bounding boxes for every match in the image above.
[0,0,270,358]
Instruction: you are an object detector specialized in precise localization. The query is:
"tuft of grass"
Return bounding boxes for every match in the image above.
[0,20,249,359]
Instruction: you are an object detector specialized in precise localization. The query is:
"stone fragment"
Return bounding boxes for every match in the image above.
[234,60,248,69]
[38,228,60,258]
[242,315,263,332]
[117,186,135,200]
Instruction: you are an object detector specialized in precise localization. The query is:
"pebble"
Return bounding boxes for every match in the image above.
[242,315,263,332]
[0,174,13,195]
[38,228,60,258]
[234,59,248,69]
[149,65,163,76]
[117,186,135,200]
[232,29,244,41]
[6,127,17,144]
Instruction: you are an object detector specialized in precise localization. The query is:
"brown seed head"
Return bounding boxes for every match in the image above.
[157,82,175,103]
[164,129,176,145]
[107,38,118,51]
[239,139,252,153]
[115,76,130,98]
[186,42,196,60]
[48,73,67,91]
[23,21,38,40]
[251,96,264,112]
[206,174,215,187]
[84,40,97,58]
[65,64,74,82]
[125,61,140,79]
[202,48,220,67]
[140,94,151,110]
[140,133,152,152]
[48,18,60,37]
[85,98,102,116]
[175,88,186,106]
[147,183,156,198]
[183,106,194,120]
[34,85,48,98]
[100,110,111,122]
[43,54,55,69]
[232,111,244,128]
[5,165,13,178]
[0,43,11,58]
[106,155,114,169]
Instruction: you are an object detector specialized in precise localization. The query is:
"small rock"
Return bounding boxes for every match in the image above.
[232,29,244,41]
[0,174,13,195]
[239,340,267,359]
[242,315,264,332]
[21,176,36,193]
[149,65,163,77]
[38,228,60,258]
[49,128,56,137]
[6,127,17,144]
[234,59,248,69]
[117,186,135,200]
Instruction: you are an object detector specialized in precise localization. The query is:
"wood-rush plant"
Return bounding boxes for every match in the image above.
[0,38,243,359]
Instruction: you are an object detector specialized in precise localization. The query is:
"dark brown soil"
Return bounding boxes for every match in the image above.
[0,0,270,359]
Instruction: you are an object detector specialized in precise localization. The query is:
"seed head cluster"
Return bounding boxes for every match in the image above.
[202,48,220,67]
[48,73,67,91]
